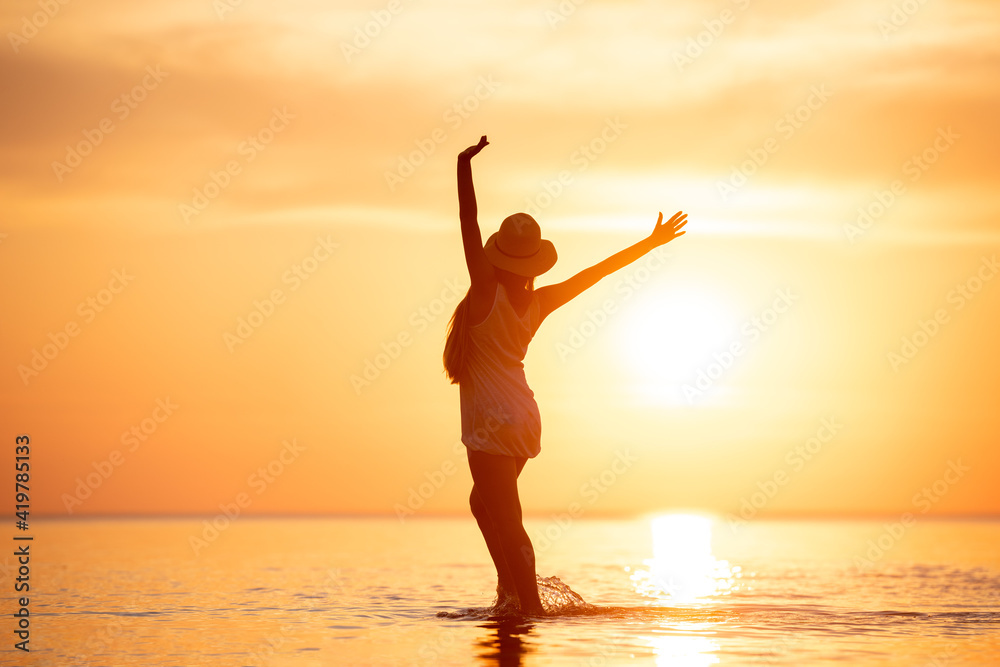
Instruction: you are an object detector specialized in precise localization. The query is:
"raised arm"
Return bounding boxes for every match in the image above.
[536,211,688,321]
[457,136,494,286]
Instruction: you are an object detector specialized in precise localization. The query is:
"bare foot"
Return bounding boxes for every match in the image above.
[518,600,546,616]
[496,583,520,609]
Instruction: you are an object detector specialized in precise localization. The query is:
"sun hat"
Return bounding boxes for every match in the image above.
[483,213,557,277]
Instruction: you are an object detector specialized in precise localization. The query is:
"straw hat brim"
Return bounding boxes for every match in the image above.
[483,233,557,278]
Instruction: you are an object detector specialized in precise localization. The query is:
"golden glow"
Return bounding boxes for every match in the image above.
[619,286,736,401]
[650,634,721,667]
[1,0,998,517]
[631,514,740,604]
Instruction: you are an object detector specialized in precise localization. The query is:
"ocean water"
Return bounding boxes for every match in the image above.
[11,516,1000,666]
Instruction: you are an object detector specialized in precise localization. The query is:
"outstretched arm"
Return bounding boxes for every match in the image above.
[536,211,687,322]
[458,136,494,287]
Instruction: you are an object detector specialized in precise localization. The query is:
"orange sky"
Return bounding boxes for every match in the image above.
[1,0,998,519]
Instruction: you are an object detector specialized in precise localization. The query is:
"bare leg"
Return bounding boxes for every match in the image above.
[467,449,544,615]
[469,486,517,603]
[469,456,529,605]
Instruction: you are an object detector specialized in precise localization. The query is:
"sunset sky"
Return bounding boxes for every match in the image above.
[2,0,998,519]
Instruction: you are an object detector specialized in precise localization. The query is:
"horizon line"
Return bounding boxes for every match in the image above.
[26,510,1000,521]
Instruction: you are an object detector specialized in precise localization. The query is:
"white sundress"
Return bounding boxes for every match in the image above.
[459,282,543,459]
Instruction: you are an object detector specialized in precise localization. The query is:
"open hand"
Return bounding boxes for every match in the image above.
[648,211,687,246]
[458,135,489,161]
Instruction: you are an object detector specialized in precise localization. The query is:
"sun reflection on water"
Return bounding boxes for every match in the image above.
[649,634,721,667]
[629,513,741,604]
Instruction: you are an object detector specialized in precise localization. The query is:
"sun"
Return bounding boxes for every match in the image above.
[616,286,736,403]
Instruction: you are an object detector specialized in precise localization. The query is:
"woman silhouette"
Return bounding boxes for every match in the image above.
[443,135,687,615]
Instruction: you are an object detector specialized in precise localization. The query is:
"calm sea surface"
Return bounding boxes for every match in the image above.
[10,516,1000,666]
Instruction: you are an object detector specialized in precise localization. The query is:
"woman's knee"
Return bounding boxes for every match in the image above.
[469,488,488,519]
[489,508,527,538]
[470,489,524,533]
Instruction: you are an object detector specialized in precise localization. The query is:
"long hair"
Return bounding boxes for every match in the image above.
[443,277,534,384]
[443,289,471,384]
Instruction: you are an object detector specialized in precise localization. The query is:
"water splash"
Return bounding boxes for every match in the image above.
[438,574,593,619]
[535,575,593,614]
